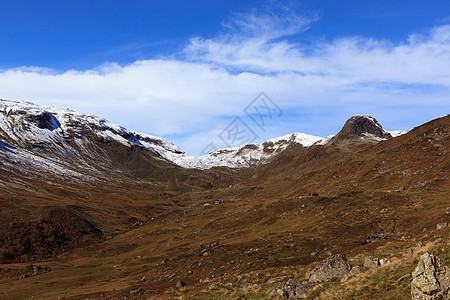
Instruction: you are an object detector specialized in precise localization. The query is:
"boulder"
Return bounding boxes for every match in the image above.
[411,253,450,299]
[364,256,380,269]
[437,223,448,230]
[277,279,313,298]
[306,254,351,283]
[176,280,186,288]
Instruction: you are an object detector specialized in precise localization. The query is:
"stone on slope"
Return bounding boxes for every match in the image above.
[277,279,313,298]
[364,256,380,269]
[306,254,351,283]
[411,253,450,300]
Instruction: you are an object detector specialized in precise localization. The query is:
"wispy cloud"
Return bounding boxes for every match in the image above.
[0,8,449,154]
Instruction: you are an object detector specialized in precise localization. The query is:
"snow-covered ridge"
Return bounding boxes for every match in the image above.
[0,99,182,155]
[0,100,407,170]
[0,99,329,169]
[178,132,325,169]
[387,130,407,137]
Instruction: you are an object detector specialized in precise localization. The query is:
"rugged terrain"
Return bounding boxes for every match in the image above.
[0,99,448,299]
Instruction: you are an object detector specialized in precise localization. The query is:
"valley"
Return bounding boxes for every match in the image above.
[0,100,448,299]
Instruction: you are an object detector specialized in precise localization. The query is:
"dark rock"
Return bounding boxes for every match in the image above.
[337,115,392,139]
[411,253,450,299]
[176,281,186,288]
[306,254,351,283]
[278,279,313,298]
[24,111,60,131]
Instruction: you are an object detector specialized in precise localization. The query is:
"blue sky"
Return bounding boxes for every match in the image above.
[1,0,449,154]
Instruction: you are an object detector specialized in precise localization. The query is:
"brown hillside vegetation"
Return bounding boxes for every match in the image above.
[0,115,448,299]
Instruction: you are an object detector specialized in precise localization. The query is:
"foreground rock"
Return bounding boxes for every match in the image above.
[411,253,450,300]
[306,254,351,283]
[276,279,313,298]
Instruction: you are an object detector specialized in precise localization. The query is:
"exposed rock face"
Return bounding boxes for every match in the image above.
[24,111,61,130]
[277,279,313,298]
[338,115,392,139]
[411,253,450,300]
[306,254,351,283]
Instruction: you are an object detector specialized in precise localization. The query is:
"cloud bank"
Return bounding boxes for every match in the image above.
[1,8,449,154]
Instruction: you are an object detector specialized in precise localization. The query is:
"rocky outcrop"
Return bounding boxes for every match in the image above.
[24,111,61,130]
[337,115,392,139]
[411,253,450,300]
[306,254,351,283]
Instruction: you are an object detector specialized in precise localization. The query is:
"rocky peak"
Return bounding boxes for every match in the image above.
[338,115,392,139]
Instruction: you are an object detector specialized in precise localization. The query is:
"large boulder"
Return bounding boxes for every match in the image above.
[306,254,351,283]
[411,253,450,300]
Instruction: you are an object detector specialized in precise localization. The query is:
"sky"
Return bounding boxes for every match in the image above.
[0,0,449,155]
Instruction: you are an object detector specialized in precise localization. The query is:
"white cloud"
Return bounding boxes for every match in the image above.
[0,10,449,155]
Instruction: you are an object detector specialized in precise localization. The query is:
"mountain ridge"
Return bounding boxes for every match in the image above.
[0,99,406,171]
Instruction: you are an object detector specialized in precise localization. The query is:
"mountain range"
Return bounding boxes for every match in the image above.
[0,98,448,300]
[0,99,406,173]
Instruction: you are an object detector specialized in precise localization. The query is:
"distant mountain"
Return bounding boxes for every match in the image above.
[337,114,393,139]
[0,100,407,178]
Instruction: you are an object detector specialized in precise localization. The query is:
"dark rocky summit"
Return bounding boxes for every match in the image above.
[337,115,392,139]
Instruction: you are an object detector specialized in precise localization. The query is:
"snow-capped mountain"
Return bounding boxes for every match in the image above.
[0,100,406,178]
[0,99,188,185]
[177,132,327,169]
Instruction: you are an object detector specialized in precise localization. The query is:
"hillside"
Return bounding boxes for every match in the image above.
[0,101,448,299]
